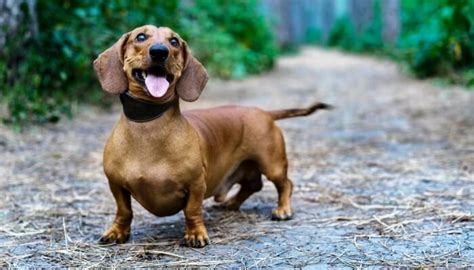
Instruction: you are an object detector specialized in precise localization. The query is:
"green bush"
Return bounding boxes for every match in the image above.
[0,0,277,126]
[324,0,473,86]
[327,17,356,50]
[398,0,474,83]
[180,0,276,79]
[327,1,383,52]
[305,27,322,45]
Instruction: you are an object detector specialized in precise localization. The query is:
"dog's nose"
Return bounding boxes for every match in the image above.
[149,44,169,62]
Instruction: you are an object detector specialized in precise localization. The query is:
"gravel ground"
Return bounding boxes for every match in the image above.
[1,47,473,268]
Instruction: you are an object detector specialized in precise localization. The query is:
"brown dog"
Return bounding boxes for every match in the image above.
[93,25,331,247]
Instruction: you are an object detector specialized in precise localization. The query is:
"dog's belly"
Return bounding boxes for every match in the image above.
[207,161,242,198]
[125,175,187,217]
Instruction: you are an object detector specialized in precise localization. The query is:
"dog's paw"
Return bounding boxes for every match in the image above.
[271,207,293,221]
[182,227,210,248]
[217,199,241,211]
[98,223,131,244]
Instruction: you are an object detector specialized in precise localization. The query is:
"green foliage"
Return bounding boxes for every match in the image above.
[327,17,357,50]
[1,1,179,125]
[398,0,474,83]
[327,1,383,52]
[305,27,322,44]
[324,0,473,86]
[1,0,277,126]
[181,0,276,79]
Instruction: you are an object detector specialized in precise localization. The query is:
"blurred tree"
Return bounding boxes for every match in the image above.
[271,0,293,48]
[288,0,305,44]
[302,0,320,43]
[320,0,335,43]
[0,0,37,48]
[382,0,400,45]
[350,0,373,33]
[0,0,38,63]
[262,0,472,85]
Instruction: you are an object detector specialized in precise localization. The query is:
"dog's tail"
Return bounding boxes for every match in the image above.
[268,102,333,120]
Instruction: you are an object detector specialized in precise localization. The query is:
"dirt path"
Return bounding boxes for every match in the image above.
[1,48,473,267]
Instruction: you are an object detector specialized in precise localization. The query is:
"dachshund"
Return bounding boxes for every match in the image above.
[93,25,331,247]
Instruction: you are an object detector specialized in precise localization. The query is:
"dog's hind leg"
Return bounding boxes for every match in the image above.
[218,160,263,210]
[256,126,294,221]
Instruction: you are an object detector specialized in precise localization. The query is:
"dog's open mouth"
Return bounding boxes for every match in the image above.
[132,66,174,98]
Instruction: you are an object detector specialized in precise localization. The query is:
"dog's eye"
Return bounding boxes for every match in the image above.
[136,33,148,42]
[169,37,179,47]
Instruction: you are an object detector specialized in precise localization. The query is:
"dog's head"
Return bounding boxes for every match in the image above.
[94,25,208,102]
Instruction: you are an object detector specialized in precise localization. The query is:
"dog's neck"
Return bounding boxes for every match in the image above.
[119,91,179,123]
[118,91,190,146]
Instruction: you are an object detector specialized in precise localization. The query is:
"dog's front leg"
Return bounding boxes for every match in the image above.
[99,182,133,244]
[182,174,209,248]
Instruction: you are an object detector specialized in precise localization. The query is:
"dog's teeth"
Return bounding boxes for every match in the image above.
[142,71,147,79]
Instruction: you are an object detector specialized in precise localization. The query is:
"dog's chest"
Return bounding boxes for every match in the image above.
[103,129,203,216]
[105,155,192,216]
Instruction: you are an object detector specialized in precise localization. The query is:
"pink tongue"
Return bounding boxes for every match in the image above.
[145,74,169,98]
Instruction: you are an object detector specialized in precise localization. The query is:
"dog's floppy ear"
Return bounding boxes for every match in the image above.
[93,32,130,94]
[175,41,209,102]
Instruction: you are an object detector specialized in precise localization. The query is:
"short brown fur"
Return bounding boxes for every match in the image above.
[94,25,330,247]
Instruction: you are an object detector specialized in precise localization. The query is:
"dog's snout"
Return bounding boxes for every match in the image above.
[150,44,169,62]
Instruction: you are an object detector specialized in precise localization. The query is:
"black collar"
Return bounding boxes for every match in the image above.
[119,91,177,122]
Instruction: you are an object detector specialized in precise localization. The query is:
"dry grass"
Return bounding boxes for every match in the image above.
[1,48,473,267]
